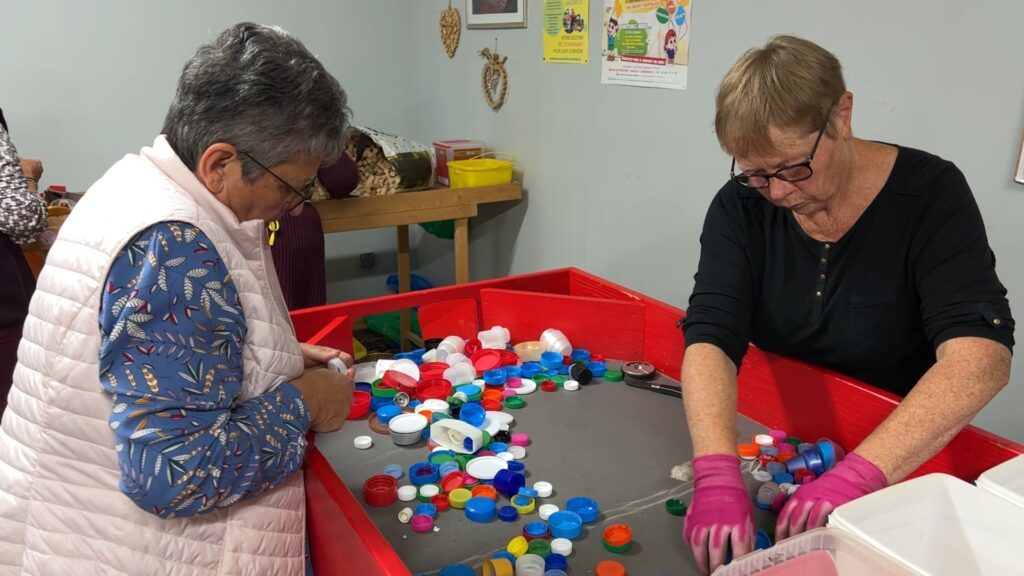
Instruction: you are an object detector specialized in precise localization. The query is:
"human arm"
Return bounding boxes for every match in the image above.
[0,125,46,243]
[99,222,345,517]
[777,162,1014,538]
[680,186,757,574]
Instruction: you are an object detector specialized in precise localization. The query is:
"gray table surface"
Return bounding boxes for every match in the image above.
[315,363,771,575]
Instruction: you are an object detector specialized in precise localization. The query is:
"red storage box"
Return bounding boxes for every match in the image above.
[433,139,486,186]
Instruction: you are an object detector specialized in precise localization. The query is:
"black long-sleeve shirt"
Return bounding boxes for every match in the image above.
[683,145,1014,397]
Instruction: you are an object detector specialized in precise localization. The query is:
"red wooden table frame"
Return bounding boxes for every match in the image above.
[293,268,1023,576]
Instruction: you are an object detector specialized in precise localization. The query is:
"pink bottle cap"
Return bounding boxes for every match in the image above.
[511,433,530,447]
[411,514,433,533]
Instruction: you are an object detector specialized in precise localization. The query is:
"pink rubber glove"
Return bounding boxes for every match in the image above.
[776,452,888,540]
[683,454,754,575]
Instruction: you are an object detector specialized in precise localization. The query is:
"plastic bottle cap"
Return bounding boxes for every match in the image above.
[497,451,515,462]
[482,557,514,576]
[397,484,419,501]
[465,496,498,523]
[398,507,414,523]
[550,537,572,556]
[514,553,546,574]
[565,496,600,523]
[512,378,537,395]
[510,432,530,446]
[666,498,687,516]
[504,396,526,409]
[533,481,553,498]
[498,504,519,522]
[465,456,509,480]
[449,488,473,509]
[518,487,539,498]
[603,524,633,547]
[563,380,580,391]
[362,474,398,507]
[354,436,373,450]
[416,503,438,519]
[507,535,529,558]
[754,434,775,447]
[594,559,627,576]
[509,446,527,460]
[752,469,773,482]
[737,443,760,459]
[410,514,433,533]
[538,503,559,521]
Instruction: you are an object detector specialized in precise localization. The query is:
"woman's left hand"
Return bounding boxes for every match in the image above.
[299,342,354,370]
[775,452,888,539]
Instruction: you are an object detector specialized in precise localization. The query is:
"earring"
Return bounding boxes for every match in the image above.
[268,220,280,246]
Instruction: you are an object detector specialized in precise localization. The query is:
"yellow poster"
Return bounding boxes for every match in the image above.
[543,0,589,64]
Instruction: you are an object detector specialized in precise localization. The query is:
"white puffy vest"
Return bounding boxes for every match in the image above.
[0,136,306,575]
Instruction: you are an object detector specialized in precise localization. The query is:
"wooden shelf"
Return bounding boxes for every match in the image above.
[315,182,522,234]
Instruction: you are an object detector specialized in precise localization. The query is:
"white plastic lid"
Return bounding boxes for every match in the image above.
[496,452,515,462]
[538,504,559,521]
[420,399,450,414]
[397,485,418,501]
[533,481,553,498]
[754,434,775,446]
[563,380,580,391]
[509,446,526,460]
[465,456,509,480]
[486,411,515,426]
[513,378,537,395]
[353,435,373,450]
[419,484,440,498]
[550,537,572,556]
[388,413,428,435]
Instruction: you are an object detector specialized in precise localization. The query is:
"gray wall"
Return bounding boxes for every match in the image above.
[2,1,1022,440]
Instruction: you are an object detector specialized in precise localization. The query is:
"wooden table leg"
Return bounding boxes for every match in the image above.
[397,225,411,351]
[454,217,469,285]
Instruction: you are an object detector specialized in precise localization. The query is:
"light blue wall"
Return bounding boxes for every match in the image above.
[2,1,1022,440]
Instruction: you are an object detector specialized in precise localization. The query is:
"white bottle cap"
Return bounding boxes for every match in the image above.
[353,435,373,450]
[509,446,527,460]
[550,537,573,556]
[497,451,515,462]
[563,380,580,391]
[538,504,559,521]
[533,481,553,498]
[398,507,414,523]
[397,485,418,501]
[419,484,440,499]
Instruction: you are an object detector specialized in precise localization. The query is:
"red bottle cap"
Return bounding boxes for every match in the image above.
[362,474,398,507]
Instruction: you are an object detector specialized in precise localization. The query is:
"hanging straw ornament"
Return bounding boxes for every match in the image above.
[439,0,461,58]
[479,41,508,111]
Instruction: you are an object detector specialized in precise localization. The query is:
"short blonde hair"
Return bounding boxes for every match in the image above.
[715,35,846,158]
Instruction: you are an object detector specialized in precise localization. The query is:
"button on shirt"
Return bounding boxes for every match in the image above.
[682,146,1014,397]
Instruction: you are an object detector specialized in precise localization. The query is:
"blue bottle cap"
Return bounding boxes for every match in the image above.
[376,404,401,424]
[507,460,526,473]
[521,364,542,379]
[456,384,483,398]
[503,365,522,378]
[438,461,460,478]
[383,464,403,479]
[565,496,600,523]
[544,553,569,571]
[408,400,422,410]
[494,469,526,498]
[458,402,486,427]
[540,352,563,370]
[557,365,570,375]
[817,439,837,471]
[416,503,437,518]
[464,496,497,523]
[497,505,519,522]
[492,552,517,566]
[802,449,825,476]
[483,369,507,385]
[571,349,591,362]
[765,462,787,476]
[355,382,373,394]
[370,395,393,411]
[489,442,509,453]
[409,462,440,486]
[518,487,539,498]
[547,510,583,539]
[755,529,773,550]
[773,472,795,485]
[785,453,809,475]
[438,564,475,576]
[523,520,549,538]
[760,445,780,457]
[585,360,607,377]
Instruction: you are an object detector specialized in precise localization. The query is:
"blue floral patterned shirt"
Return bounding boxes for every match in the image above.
[98,221,310,518]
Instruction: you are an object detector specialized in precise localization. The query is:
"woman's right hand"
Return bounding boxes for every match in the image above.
[291,367,354,432]
[683,454,755,575]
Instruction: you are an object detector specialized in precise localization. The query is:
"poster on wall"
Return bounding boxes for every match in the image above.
[601,0,691,90]
[542,0,589,64]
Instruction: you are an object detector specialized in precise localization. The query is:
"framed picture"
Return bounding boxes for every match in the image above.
[1016,130,1024,185]
[467,0,527,29]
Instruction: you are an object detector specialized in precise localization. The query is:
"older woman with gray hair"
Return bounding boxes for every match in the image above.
[680,35,1013,574]
[0,23,354,574]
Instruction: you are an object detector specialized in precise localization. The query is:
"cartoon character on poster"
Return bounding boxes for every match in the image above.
[655,0,688,64]
[605,14,619,61]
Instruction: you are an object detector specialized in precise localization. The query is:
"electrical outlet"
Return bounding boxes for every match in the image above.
[359,252,376,269]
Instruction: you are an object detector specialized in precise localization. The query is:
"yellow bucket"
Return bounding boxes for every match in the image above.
[447,154,513,188]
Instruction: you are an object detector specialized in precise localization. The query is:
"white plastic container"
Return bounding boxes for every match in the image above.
[539,328,572,357]
[444,352,472,367]
[714,527,911,575]
[828,473,1024,576]
[443,363,476,386]
[976,454,1024,509]
[435,335,465,362]
[477,325,510,350]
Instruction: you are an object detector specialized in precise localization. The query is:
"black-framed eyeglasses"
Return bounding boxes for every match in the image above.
[729,107,833,190]
[239,150,316,211]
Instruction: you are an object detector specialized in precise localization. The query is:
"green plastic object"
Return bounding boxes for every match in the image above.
[604,370,624,382]
[365,309,422,346]
[527,538,552,558]
[602,541,632,554]
[504,396,525,409]
[419,220,455,240]
[666,498,687,516]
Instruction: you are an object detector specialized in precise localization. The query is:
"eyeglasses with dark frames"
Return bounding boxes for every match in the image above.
[239,150,316,212]
[729,104,835,190]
